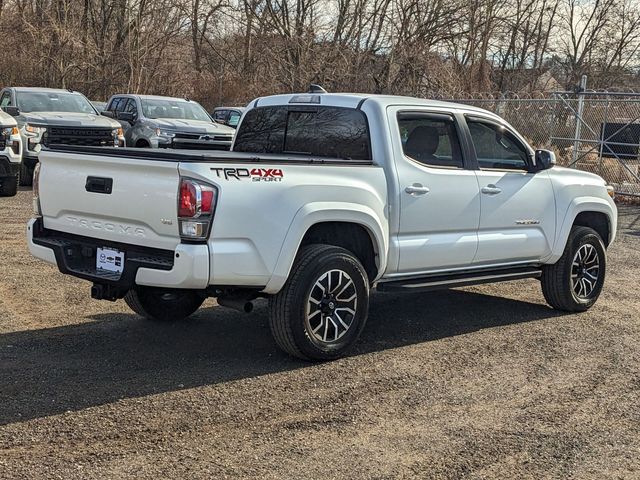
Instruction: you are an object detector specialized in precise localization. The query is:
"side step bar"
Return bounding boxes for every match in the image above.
[377,266,542,293]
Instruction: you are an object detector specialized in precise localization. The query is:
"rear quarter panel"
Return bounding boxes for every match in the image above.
[178,162,388,292]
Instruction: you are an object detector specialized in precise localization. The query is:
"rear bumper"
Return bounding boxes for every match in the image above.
[27,218,210,292]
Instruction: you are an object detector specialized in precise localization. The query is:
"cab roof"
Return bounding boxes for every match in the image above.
[251,92,498,119]
[12,87,81,94]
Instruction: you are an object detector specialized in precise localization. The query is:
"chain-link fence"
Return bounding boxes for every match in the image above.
[453,91,640,197]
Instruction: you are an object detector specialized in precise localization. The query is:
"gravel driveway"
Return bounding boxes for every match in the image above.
[1,188,639,479]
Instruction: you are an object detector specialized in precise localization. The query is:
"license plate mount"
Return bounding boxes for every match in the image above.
[96,247,125,274]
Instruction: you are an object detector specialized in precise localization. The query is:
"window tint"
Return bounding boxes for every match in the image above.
[123,99,138,118]
[467,120,530,170]
[16,91,96,114]
[233,106,370,160]
[228,111,241,127]
[0,92,11,107]
[398,113,463,168]
[141,98,211,122]
[108,98,123,112]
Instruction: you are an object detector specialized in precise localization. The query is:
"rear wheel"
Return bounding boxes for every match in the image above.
[18,162,32,186]
[124,287,204,321]
[269,244,370,361]
[541,226,606,312]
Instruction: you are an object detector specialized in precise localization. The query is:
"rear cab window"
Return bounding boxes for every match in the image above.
[233,106,371,161]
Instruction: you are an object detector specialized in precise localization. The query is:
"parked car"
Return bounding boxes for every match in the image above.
[0,87,124,186]
[211,106,245,128]
[91,101,107,113]
[103,95,235,150]
[28,91,617,361]
[0,109,22,196]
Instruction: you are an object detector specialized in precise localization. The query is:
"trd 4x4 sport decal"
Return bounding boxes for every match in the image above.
[210,167,284,182]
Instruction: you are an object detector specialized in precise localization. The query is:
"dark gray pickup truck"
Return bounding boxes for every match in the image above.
[104,94,236,150]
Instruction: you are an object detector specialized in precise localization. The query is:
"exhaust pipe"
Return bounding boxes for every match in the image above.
[217,296,254,313]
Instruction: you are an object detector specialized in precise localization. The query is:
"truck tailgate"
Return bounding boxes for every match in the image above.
[38,150,181,250]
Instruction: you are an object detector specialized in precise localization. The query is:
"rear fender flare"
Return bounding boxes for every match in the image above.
[263,202,388,294]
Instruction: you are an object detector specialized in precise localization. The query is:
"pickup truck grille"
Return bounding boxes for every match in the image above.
[0,137,5,149]
[43,127,114,147]
[162,132,233,151]
[174,132,233,142]
[171,142,231,151]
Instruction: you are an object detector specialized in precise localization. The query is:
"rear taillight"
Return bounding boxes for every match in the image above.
[177,178,217,241]
[32,162,42,217]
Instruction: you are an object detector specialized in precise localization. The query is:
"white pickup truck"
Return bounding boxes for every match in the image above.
[28,92,618,360]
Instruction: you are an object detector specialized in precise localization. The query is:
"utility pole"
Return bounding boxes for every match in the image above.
[572,75,587,168]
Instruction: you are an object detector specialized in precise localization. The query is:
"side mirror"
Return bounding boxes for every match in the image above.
[116,111,135,123]
[533,149,556,172]
[2,106,20,116]
[101,110,115,119]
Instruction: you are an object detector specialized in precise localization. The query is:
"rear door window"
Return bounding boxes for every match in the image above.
[234,106,371,160]
[397,113,463,168]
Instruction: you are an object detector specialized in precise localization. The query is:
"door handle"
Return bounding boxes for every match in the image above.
[405,184,430,195]
[481,185,502,195]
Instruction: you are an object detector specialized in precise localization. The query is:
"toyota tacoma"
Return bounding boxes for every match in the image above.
[27,92,618,360]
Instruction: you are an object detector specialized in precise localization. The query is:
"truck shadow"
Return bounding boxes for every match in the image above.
[0,289,564,425]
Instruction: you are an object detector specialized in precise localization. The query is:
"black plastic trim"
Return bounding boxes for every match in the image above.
[377,265,542,292]
[32,219,174,289]
[44,145,375,166]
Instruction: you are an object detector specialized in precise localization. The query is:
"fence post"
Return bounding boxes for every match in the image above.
[572,75,587,168]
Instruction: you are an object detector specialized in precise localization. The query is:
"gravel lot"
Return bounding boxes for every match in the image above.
[1,188,639,479]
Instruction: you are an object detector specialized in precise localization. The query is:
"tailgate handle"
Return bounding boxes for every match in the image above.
[85,176,113,194]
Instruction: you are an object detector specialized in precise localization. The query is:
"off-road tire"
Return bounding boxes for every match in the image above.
[268,244,370,361]
[124,287,204,321]
[541,226,606,312]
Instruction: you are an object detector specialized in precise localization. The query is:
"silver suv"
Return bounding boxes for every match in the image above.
[0,87,124,186]
[104,95,235,150]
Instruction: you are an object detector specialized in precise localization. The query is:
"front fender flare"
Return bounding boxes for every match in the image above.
[545,196,616,264]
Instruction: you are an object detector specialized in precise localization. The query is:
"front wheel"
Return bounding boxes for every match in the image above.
[0,175,18,197]
[124,287,204,321]
[269,244,370,361]
[18,162,32,186]
[541,226,606,312]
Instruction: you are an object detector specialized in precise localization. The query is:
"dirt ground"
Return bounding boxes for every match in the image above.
[1,188,639,479]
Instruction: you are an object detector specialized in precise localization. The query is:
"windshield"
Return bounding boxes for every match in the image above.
[141,98,211,122]
[17,91,97,114]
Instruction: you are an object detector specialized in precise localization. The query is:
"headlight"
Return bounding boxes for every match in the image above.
[1,126,19,136]
[606,185,615,199]
[24,124,43,136]
[155,128,175,138]
[112,127,124,147]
